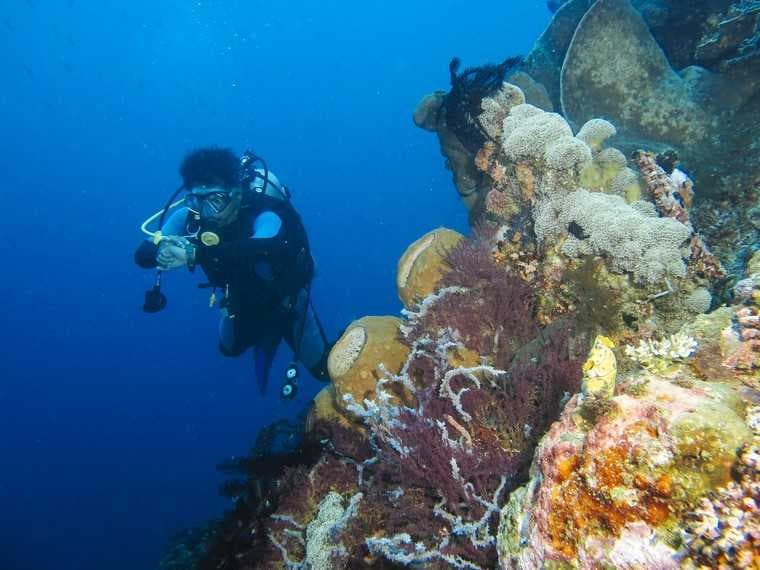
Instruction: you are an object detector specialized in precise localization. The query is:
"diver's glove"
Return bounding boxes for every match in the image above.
[156,236,196,270]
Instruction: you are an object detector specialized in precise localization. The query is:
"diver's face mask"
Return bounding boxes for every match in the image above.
[185,187,232,220]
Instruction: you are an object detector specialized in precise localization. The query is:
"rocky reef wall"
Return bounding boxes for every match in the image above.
[160,2,759,568]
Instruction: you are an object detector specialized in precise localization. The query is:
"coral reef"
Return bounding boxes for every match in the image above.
[722,250,760,374]
[413,89,487,211]
[162,4,760,569]
[421,0,760,266]
[466,90,722,338]
[680,250,760,386]
[633,150,725,281]
[690,186,760,283]
[163,211,757,570]
[561,0,712,149]
[497,371,756,569]
[339,230,583,568]
[413,58,522,211]
[681,439,760,569]
[418,0,760,251]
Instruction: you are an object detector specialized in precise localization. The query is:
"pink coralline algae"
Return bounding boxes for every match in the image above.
[721,259,760,375]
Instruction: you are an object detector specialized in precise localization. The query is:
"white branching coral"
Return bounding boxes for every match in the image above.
[434,475,508,549]
[342,328,475,455]
[344,327,510,567]
[269,492,363,570]
[438,365,505,423]
[342,379,411,457]
[365,475,508,570]
[400,286,467,336]
[305,492,362,569]
[625,332,698,369]
[366,533,484,570]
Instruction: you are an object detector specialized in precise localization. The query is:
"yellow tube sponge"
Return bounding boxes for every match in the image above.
[581,335,617,399]
[327,316,411,419]
[396,228,463,309]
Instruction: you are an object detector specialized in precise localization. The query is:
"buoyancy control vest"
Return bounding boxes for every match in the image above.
[187,168,314,319]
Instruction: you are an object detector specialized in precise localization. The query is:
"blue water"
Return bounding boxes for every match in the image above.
[0,2,549,569]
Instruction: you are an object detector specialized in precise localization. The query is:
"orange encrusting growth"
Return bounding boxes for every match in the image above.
[546,443,673,557]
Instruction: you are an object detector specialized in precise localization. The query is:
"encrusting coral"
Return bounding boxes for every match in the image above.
[681,438,760,569]
[497,370,756,569]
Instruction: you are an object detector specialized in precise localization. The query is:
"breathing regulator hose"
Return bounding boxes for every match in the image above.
[140,184,185,313]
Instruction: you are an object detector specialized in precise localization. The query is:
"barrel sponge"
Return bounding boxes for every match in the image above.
[310,385,346,425]
[575,118,617,152]
[327,316,410,418]
[397,228,463,309]
[306,385,363,435]
[534,189,691,284]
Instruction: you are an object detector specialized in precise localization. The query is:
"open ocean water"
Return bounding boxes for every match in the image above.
[0,2,550,569]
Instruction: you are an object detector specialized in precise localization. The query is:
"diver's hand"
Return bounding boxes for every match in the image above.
[157,236,195,270]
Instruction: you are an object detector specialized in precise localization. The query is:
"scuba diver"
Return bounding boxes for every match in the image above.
[135,147,330,399]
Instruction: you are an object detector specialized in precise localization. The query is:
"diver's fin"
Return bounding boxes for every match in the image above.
[253,344,277,395]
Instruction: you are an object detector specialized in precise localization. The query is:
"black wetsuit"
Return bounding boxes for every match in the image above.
[193,191,316,355]
[135,177,330,389]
